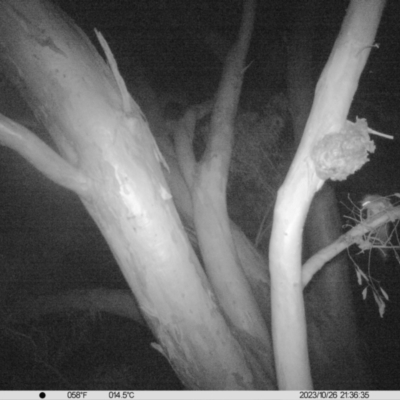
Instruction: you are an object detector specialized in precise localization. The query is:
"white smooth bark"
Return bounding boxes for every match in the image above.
[0,0,266,389]
[269,0,386,390]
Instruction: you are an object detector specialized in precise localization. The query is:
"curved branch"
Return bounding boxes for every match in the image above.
[270,0,386,389]
[204,0,256,173]
[302,206,400,287]
[157,136,272,321]
[0,114,89,195]
[188,0,276,385]
[194,0,261,332]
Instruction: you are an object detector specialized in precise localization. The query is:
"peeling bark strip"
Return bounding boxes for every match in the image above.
[0,0,271,389]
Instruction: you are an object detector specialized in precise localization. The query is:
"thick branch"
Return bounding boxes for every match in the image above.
[0,0,264,388]
[195,0,261,325]
[188,0,275,385]
[204,0,255,174]
[195,0,259,330]
[270,0,386,390]
[0,114,89,195]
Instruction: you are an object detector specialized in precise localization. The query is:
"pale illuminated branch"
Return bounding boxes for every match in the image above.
[302,206,400,287]
[0,113,89,195]
[205,0,255,170]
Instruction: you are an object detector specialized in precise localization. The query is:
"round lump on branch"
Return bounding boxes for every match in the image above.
[311,119,375,181]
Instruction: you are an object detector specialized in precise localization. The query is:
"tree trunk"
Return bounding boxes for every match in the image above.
[0,0,270,389]
[286,0,372,390]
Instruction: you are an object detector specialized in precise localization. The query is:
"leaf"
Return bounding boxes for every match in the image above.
[372,292,386,318]
[356,267,368,282]
[378,298,386,318]
[380,287,389,301]
[356,269,362,285]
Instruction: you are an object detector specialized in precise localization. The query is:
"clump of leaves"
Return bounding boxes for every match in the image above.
[345,194,400,317]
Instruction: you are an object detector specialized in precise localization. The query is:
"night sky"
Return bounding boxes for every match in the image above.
[1,0,400,391]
